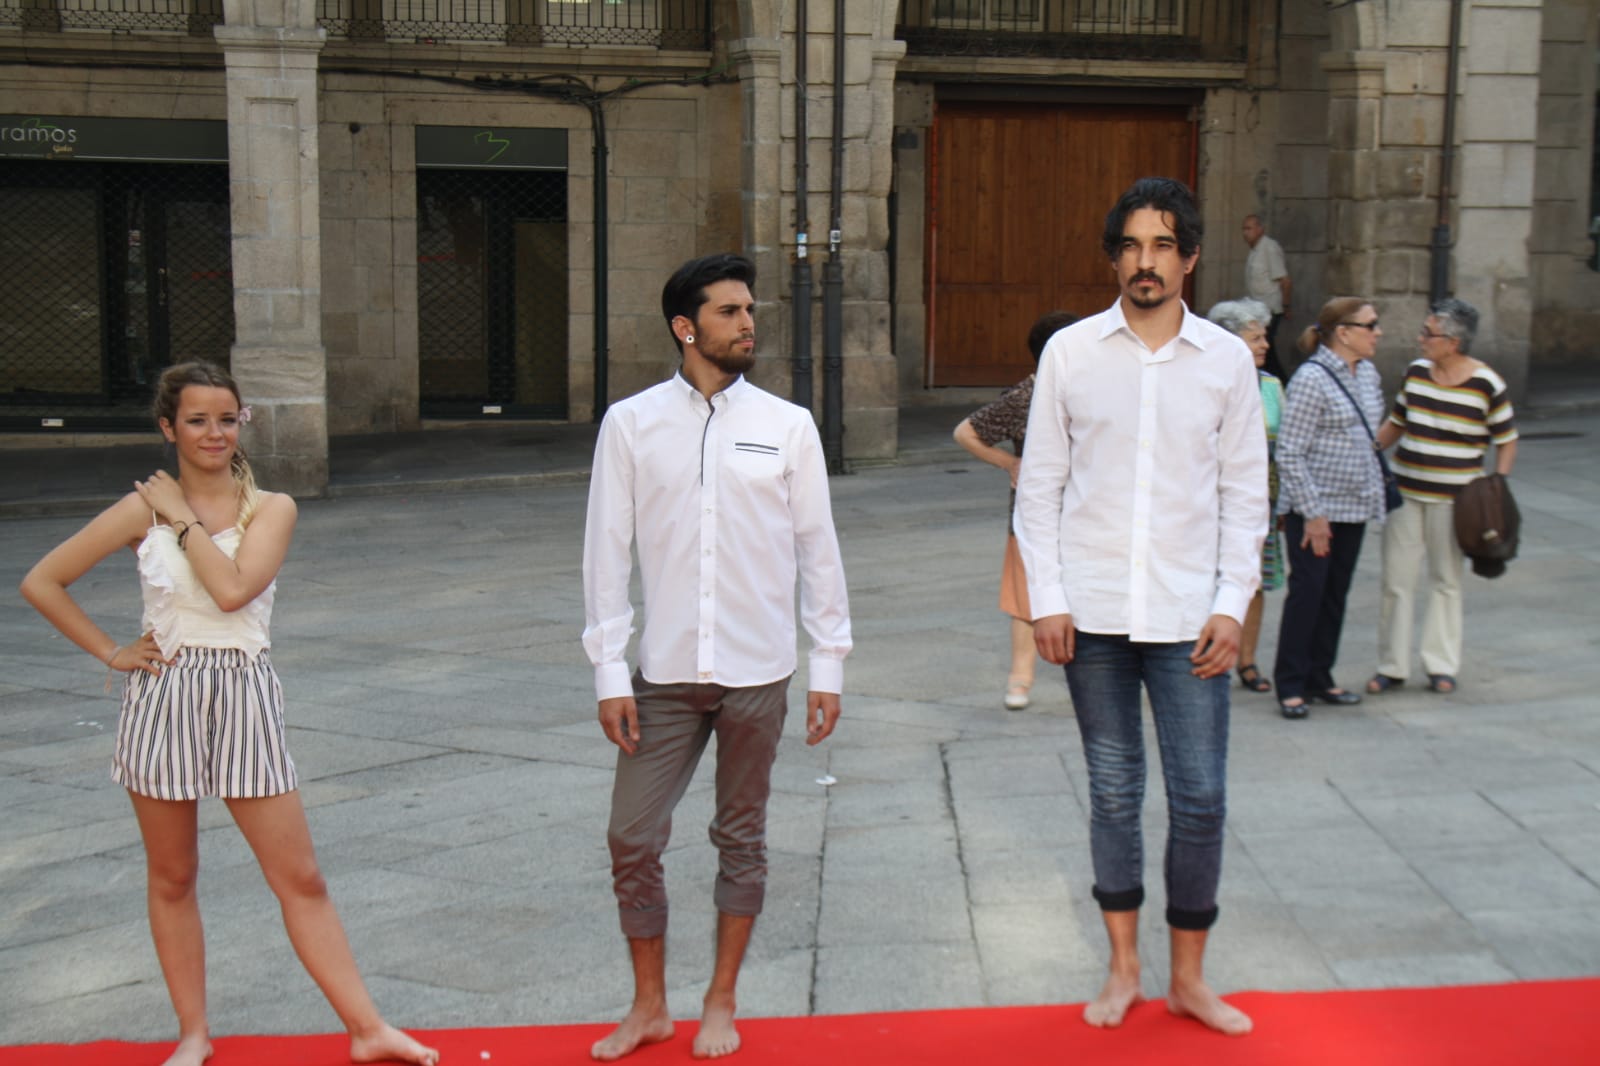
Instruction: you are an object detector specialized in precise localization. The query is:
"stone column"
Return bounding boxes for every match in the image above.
[1320,51,1397,317]
[730,3,903,462]
[726,34,789,397]
[1454,1,1542,399]
[215,1,328,496]
[1321,1,1540,399]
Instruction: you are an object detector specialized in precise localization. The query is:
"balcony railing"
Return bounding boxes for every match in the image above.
[0,0,222,35]
[896,0,1249,63]
[320,1,711,48]
[0,0,713,48]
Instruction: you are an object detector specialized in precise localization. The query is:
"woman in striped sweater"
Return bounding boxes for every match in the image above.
[21,362,436,1066]
[1369,299,1518,695]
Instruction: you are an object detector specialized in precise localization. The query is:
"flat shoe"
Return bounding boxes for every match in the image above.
[1427,674,1457,694]
[1366,674,1404,694]
[1307,688,1362,706]
[1237,663,1272,692]
[1003,679,1031,711]
[1279,699,1309,720]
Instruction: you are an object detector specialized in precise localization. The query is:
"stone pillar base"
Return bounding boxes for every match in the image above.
[232,344,329,498]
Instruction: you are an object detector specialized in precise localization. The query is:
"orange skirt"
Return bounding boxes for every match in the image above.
[999,534,1032,621]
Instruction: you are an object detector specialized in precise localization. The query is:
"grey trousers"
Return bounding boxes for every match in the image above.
[607,672,791,939]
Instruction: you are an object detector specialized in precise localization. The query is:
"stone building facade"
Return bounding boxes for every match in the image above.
[1,1,1594,494]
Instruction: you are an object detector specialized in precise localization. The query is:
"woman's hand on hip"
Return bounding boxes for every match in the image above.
[110,632,174,677]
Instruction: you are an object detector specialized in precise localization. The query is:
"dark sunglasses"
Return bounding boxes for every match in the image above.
[1418,328,1450,340]
[1339,320,1380,331]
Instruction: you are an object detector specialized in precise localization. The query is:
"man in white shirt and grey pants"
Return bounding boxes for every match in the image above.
[1016,178,1267,1037]
[582,253,852,1061]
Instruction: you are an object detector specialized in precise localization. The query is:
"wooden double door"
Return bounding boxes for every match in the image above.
[927,101,1197,387]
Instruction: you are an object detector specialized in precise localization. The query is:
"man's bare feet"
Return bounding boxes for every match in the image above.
[350,1021,441,1065]
[691,993,741,1059]
[591,1005,675,1062]
[159,1032,212,1066]
[1082,970,1144,1028]
[1167,978,1253,1036]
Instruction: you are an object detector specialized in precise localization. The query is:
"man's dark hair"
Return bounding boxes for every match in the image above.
[661,253,757,352]
[1027,310,1079,364]
[1101,177,1203,260]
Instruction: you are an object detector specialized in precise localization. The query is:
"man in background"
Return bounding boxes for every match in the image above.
[1242,213,1291,377]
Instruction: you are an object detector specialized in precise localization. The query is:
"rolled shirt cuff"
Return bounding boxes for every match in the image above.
[594,662,635,703]
[807,654,844,695]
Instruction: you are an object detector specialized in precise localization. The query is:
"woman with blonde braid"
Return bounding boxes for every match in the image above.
[21,362,437,1066]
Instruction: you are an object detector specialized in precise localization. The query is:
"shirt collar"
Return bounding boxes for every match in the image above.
[1098,298,1204,360]
[672,370,750,406]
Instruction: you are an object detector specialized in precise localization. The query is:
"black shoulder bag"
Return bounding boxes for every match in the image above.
[1308,360,1403,513]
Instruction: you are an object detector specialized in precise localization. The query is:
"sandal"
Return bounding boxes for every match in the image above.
[1003,678,1032,711]
[1427,674,1457,694]
[1237,664,1272,692]
[1366,674,1405,694]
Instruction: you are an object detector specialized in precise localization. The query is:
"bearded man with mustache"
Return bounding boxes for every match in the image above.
[1014,178,1268,1039]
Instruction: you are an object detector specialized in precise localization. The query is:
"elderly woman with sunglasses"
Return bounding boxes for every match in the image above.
[1272,298,1390,720]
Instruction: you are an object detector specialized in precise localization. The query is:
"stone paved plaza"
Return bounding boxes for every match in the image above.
[2,409,1597,1045]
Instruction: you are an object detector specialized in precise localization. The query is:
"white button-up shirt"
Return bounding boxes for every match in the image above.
[1014,300,1269,641]
[582,373,852,702]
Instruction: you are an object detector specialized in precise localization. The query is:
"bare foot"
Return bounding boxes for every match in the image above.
[591,1005,675,1062]
[692,993,740,1059]
[1167,978,1253,1036]
[350,1021,441,1065]
[159,1032,212,1066]
[1082,971,1144,1028]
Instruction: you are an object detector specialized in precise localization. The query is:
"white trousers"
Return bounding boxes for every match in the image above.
[1378,498,1464,680]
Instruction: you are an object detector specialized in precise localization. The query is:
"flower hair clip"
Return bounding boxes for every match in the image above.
[238,405,253,424]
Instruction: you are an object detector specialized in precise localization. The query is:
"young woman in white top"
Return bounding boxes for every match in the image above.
[21,362,437,1066]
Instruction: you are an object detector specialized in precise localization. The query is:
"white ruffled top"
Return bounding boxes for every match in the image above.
[138,524,274,660]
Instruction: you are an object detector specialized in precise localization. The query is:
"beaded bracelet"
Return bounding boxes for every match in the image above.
[102,644,122,694]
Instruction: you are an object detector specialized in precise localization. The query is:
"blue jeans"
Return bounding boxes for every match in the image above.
[1064,632,1231,930]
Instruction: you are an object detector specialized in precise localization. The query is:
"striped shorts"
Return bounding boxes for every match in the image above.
[113,647,298,801]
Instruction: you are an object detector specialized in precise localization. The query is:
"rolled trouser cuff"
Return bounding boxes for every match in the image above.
[1166,903,1219,931]
[619,904,668,940]
[712,878,765,919]
[1092,884,1145,912]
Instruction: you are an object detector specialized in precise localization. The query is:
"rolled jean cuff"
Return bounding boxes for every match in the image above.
[1166,903,1219,931]
[1092,884,1145,912]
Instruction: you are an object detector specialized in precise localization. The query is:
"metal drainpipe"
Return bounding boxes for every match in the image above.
[591,98,611,421]
[821,0,845,473]
[792,0,814,411]
[1429,0,1464,304]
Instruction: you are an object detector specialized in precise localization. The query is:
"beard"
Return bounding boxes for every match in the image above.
[702,342,756,375]
[1125,271,1171,309]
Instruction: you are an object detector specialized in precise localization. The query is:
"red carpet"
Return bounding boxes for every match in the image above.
[10,980,1598,1065]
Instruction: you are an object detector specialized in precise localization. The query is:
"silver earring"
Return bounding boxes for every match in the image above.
[685,334,695,344]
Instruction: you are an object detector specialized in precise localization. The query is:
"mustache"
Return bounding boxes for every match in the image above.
[1132,271,1164,286]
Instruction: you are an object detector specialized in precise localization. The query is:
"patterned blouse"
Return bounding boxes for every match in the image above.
[965,373,1034,527]
[1388,359,1517,502]
[1276,347,1388,524]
